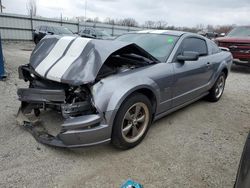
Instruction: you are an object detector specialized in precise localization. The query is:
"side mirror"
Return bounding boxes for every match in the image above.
[177,51,199,62]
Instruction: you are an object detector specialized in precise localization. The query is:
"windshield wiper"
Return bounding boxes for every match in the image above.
[122,53,159,64]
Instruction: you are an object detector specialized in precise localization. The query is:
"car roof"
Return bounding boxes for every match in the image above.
[131,30,187,36]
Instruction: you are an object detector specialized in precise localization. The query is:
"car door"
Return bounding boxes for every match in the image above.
[172,37,213,107]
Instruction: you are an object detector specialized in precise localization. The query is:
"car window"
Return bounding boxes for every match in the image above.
[84,29,90,34]
[227,27,250,37]
[90,29,95,35]
[96,30,111,37]
[47,27,55,33]
[210,41,221,54]
[53,27,73,34]
[116,33,179,61]
[181,37,208,56]
[40,26,47,32]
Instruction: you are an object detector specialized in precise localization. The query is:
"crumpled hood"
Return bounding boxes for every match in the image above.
[29,35,153,85]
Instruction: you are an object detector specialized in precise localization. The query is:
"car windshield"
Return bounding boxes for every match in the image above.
[54,27,73,34]
[115,33,179,61]
[96,30,111,37]
[227,27,250,37]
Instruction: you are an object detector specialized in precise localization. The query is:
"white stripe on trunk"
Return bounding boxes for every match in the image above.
[35,36,75,76]
[46,37,91,82]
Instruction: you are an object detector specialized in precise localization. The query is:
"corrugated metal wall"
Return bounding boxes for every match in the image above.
[0,13,142,40]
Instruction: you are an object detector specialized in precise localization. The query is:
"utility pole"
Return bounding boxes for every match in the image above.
[84,0,87,28]
[0,0,3,13]
[60,13,62,26]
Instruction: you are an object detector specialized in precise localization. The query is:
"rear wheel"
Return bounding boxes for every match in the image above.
[111,93,152,149]
[206,72,226,102]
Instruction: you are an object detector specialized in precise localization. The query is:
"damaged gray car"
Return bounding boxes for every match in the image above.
[17,30,232,149]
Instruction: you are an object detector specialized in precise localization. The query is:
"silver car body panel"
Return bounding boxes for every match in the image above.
[17,30,233,147]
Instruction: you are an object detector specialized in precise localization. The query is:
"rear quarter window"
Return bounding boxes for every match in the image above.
[210,41,221,54]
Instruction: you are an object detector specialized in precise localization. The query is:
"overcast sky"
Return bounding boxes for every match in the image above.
[2,0,250,27]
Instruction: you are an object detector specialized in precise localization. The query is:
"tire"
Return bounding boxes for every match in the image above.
[206,72,226,102]
[111,93,153,150]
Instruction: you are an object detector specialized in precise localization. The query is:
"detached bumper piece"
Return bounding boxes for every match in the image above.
[17,88,111,148]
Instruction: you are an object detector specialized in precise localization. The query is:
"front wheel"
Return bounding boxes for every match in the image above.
[111,93,152,150]
[206,72,226,102]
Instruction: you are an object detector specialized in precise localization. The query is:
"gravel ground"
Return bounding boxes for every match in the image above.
[0,42,250,188]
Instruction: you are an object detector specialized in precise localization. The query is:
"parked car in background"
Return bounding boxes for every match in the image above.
[215,26,250,63]
[79,28,113,39]
[17,30,232,149]
[198,30,219,40]
[32,25,75,44]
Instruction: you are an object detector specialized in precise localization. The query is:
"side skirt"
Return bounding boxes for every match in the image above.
[154,92,209,121]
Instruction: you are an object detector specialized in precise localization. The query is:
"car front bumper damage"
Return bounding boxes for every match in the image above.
[16,88,112,148]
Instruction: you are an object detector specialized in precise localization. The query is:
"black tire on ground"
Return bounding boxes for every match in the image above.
[206,72,226,102]
[111,93,153,150]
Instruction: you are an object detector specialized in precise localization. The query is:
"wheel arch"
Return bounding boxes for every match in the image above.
[104,85,159,128]
[110,85,159,114]
[114,87,158,121]
[221,67,228,78]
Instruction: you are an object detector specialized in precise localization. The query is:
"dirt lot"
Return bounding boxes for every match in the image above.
[0,42,250,188]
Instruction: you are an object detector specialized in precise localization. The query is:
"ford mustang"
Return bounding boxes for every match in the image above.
[17,30,233,149]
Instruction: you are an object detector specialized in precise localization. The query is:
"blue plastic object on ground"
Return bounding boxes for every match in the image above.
[120,179,143,188]
[0,33,6,79]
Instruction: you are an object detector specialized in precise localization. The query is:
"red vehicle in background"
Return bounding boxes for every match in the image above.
[216,26,250,64]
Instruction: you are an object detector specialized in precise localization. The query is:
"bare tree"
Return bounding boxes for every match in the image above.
[155,20,168,29]
[144,20,156,29]
[104,17,115,25]
[214,25,234,34]
[26,0,37,17]
[116,18,138,27]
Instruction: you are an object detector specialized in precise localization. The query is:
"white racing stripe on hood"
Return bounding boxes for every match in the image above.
[35,36,75,76]
[46,37,92,82]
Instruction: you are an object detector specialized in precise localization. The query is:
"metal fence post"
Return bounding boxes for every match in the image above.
[30,12,33,40]
[0,33,6,79]
[112,23,114,36]
[77,18,80,33]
